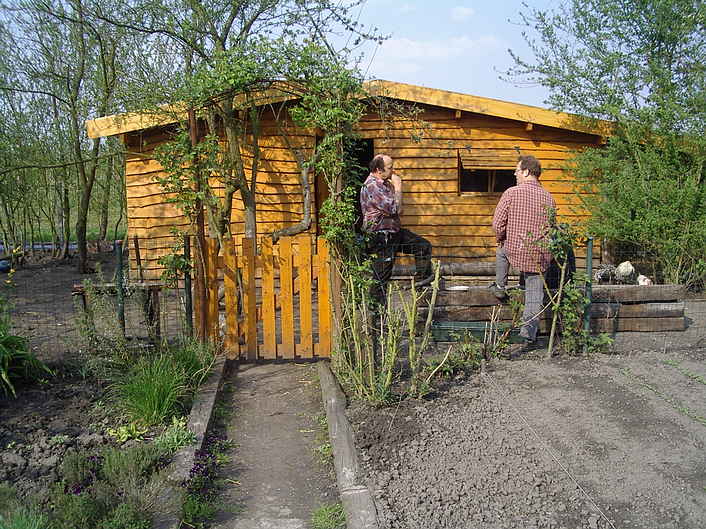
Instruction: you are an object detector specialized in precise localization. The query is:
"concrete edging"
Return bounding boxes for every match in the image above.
[318,361,379,529]
[154,355,228,529]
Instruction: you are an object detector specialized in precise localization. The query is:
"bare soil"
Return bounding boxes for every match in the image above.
[348,346,706,529]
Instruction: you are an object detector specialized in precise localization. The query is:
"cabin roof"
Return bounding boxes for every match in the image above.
[85,79,611,139]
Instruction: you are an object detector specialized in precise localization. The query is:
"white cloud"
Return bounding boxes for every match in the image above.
[451,6,475,22]
[368,34,501,77]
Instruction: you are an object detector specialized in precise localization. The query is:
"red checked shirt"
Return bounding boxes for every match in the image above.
[360,174,400,233]
[492,180,556,273]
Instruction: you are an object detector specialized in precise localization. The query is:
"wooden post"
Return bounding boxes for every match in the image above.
[115,241,125,338]
[317,239,332,358]
[223,238,240,360]
[298,234,313,358]
[206,238,220,344]
[189,108,208,343]
[279,237,295,359]
[261,238,277,359]
[146,286,161,344]
[242,238,257,361]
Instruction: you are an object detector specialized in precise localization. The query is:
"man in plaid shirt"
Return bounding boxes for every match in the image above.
[492,155,556,354]
[361,154,432,301]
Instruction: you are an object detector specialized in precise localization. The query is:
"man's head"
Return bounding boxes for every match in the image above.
[515,155,542,183]
[370,154,394,180]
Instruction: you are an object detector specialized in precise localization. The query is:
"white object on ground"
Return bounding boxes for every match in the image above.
[616,261,635,282]
[637,274,653,286]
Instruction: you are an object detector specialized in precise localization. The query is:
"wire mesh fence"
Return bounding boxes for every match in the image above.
[1,235,704,363]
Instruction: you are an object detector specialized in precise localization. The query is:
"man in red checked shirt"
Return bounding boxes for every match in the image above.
[492,155,556,354]
[360,154,432,302]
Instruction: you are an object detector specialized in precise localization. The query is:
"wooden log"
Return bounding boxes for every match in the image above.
[298,234,314,358]
[261,238,277,360]
[394,261,518,277]
[591,285,685,303]
[586,317,686,333]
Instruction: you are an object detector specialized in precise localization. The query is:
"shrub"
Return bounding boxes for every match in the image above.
[0,507,49,529]
[113,354,188,426]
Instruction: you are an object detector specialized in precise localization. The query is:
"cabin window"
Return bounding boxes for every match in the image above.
[459,168,515,193]
[457,150,517,194]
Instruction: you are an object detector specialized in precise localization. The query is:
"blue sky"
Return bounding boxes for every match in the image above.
[346,0,559,108]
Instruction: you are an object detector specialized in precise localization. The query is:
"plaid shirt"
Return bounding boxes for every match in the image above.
[492,180,556,273]
[360,174,400,232]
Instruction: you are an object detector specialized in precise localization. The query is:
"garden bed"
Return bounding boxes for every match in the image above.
[347,347,706,529]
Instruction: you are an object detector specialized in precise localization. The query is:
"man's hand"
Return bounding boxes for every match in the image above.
[390,172,402,191]
[391,172,402,214]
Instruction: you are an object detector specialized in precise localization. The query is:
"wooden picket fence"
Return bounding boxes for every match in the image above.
[198,234,334,361]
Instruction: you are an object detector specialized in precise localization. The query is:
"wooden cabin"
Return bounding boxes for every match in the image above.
[86,80,608,281]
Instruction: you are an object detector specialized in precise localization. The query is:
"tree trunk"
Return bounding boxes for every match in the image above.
[98,168,111,242]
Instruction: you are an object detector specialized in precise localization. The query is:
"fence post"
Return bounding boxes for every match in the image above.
[583,236,594,341]
[184,235,193,338]
[115,240,125,338]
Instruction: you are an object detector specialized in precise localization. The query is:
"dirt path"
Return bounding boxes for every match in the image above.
[212,363,338,529]
[349,348,706,529]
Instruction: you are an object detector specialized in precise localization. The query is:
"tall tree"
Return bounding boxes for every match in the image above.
[509,0,706,286]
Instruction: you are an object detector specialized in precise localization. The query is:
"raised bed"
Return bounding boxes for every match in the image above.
[430,284,687,333]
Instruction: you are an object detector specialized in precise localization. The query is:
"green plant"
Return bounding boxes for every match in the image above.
[0,507,49,529]
[98,503,150,529]
[400,261,441,398]
[106,422,149,444]
[170,339,215,393]
[0,296,52,397]
[112,354,188,426]
[311,502,346,529]
[154,416,196,454]
[157,232,192,288]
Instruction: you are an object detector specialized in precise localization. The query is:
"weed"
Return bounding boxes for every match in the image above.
[48,434,69,447]
[106,422,148,443]
[154,416,196,454]
[311,502,346,529]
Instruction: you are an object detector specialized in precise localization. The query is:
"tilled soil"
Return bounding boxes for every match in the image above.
[348,348,706,529]
[0,374,114,504]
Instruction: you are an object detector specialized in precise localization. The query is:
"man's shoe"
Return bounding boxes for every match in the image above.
[489,282,509,301]
[498,338,536,359]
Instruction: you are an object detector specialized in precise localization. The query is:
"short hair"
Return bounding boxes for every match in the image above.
[369,154,387,173]
[518,155,542,178]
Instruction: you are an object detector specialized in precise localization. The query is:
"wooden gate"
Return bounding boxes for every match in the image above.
[198,234,334,361]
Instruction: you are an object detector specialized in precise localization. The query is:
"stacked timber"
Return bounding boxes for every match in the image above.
[430,284,686,333]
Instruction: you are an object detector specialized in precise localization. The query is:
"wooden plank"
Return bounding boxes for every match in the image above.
[298,234,314,358]
[206,238,220,344]
[278,237,295,359]
[242,238,257,361]
[261,238,277,359]
[317,239,332,358]
[591,285,685,303]
[587,317,686,333]
[616,302,684,318]
[223,238,240,360]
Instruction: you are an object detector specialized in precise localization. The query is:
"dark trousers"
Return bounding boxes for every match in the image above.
[367,228,432,302]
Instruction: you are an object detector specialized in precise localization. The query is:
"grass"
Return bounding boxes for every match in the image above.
[311,503,346,529]
[662,359,706,387]
[113,354,188,426]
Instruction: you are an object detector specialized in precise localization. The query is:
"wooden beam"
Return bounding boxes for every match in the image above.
[591,284,685,303]
[525,122,533,131]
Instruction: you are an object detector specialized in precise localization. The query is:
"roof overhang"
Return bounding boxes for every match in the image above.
[86,79,612,139]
